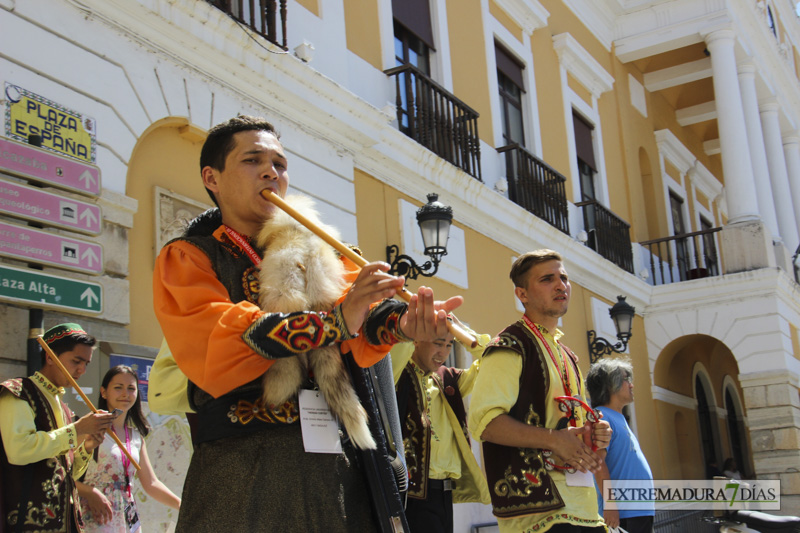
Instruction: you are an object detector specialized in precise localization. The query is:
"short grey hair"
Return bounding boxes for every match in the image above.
[586,357,633,407]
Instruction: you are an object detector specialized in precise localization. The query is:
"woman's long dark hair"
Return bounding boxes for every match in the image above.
[98,365,151,438]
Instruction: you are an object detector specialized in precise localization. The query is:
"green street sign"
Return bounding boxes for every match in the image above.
[0,264,102,314]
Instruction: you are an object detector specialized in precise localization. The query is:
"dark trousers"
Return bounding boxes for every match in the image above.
[404,481,453,533]
[547,524,607,533]
[620,515,654,533]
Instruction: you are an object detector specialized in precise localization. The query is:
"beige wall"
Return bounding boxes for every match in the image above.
[448,0,495,148]
[126,119,207,349]
[344,0,383,69]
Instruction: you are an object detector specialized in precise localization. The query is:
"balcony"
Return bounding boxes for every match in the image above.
[208,0,287,50]
[497,144,570,235]
[575,199,634,273]
[385,64,481,180]
[639,227,722,286]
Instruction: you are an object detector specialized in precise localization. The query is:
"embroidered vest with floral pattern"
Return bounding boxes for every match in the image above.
[481,320,575,518]
[0,377,84,532]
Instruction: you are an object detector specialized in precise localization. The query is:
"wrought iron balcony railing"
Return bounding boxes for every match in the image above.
[575,199,634,273]
[496,144,569,235]
[385,64,481,180]
[639,227,722,286]
[208,0,287,50]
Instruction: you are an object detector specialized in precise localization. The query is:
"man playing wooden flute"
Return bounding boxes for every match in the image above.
[0,323,115,533]
[152,115,461,532]
[468,250,612,533]
[392,314,492,533]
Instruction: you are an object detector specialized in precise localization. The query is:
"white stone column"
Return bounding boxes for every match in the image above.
[760,101,800,249]
[782,135,800,246]
[738,63,781,240]
[703,29,761,223]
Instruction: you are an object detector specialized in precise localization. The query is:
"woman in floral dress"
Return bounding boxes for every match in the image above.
[77,366,181,532]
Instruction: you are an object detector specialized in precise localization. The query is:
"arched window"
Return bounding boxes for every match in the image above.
[695,375,720,476]
[725,387,748,478]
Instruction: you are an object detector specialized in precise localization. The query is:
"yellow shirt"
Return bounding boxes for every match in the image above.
[391,332,491,480]
[0,372,91,477]
[468,322,604,533]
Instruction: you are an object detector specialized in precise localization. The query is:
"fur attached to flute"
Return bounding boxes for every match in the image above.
[255,194,376,450]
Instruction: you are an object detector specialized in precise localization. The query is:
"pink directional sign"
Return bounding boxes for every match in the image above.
[0,178,102,235]
[0,136,101,196]
[0,221,103,275]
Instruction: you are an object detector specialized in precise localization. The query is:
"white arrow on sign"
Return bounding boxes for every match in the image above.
[78,170,96,189]
[80,287,99,307]
[81,247,99,267]
[79,208,97,227]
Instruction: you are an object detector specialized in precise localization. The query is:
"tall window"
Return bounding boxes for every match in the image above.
[670,192,688,281]
[725,388,747,478]
[574,112,598,249]
[496,44,525,147]
[701,216,719,276]
[696,376,720,476]
[392,0,433,135]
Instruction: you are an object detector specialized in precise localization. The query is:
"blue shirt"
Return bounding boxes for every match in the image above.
[596,406,655,518]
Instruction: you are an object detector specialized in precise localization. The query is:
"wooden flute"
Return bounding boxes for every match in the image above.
[260,189,478,348]
[36,336,141,471]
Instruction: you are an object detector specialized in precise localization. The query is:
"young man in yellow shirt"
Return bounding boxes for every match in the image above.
[469,250,612,533]
[0,323,114,532]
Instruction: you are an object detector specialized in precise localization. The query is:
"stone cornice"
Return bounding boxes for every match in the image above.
[71,0,392,152]
[493,0,549,35]
[552,33,615,98]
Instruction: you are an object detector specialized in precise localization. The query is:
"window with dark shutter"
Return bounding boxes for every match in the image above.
[572,111,597,171]
[392,0,435,50]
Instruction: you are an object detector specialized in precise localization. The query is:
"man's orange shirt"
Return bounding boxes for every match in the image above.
[153,227,392,398]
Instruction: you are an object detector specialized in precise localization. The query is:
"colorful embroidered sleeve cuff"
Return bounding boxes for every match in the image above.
[64,425,78,450]
[73,443,92,479]
[363,299,411,345]
[76,442,91,462]
[242,310,346,359]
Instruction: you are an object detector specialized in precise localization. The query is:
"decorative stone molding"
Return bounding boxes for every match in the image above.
[652,385,697,410]
[493,0,549,35]
[552,33,615,99]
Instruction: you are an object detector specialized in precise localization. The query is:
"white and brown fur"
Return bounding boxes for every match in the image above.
[255,194,376,450]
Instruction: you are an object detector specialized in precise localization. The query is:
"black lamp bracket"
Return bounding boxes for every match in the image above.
[587,330,629,364]
[386,244,439,279]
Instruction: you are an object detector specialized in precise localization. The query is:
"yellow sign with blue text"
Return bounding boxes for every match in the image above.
[4,84,96,163]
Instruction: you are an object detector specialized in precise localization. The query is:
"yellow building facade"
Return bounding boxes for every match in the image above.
[2,0,800,527]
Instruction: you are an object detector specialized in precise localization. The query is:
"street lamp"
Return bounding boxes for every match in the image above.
[587,295,636,363]
[386,193,453,280]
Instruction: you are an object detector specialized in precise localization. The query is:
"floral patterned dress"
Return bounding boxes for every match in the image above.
[79,423,143,532]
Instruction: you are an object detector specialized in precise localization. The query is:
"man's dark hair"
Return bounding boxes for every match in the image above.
[199,115,279,205]
[586,357,633,407]
[509,249,563,288]
[41,333,97,366]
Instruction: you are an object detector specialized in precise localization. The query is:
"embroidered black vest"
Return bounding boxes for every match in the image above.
[0,378,83,533]
[171,209,299,443]
[396,365,467,500]
[481,320,575,518]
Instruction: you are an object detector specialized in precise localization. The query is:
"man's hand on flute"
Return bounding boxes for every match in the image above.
[341,261,407,334]
[74,410,116,452]
[399,286,463,343]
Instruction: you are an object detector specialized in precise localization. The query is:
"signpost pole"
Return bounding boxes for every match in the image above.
[25,134,44,376]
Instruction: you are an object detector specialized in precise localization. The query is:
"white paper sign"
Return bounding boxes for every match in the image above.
[298,389,342,454]
[565,468,595,487]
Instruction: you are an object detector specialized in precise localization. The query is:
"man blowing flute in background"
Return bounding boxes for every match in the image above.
[469,249,612,533]
[152,115,462,532]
